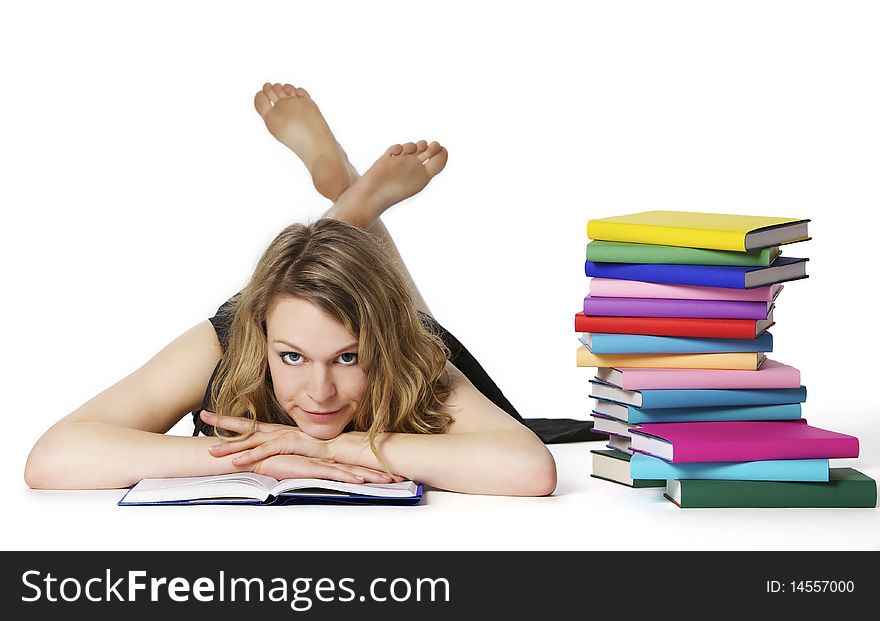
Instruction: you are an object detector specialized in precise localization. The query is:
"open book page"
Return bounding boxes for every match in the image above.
[124,473,281,503]
[271,479,419,498]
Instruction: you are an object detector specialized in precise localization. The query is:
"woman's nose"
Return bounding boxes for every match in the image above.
[307,365,337,402]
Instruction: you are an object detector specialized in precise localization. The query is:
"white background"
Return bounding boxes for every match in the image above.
[1,1,878,551]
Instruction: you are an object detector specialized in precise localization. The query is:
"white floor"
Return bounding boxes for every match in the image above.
[8,438,878,552]
[4,1,880,555]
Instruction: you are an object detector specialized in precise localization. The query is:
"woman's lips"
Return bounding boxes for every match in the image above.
[301,407,342,419]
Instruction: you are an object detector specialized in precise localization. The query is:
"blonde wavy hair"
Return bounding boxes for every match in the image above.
[210,218,453,468]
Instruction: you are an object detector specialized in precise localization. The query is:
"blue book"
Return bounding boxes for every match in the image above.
[584,256,808,289]
[590,379,807,409]
[630,452,829,482]
[579,332,773,354]
[592,399,802,424]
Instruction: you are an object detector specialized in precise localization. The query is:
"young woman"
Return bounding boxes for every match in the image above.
[24,83,557,496]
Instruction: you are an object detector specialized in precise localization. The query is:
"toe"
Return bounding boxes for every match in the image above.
[296,87,310,98]
[415,140,428,154]
[283,83,296,96]
[418,141,443,162]
[402,142,417,154]
[386,144,404,156]
[272,83,287,99]
[262,83,279,104]
[423,147,448,177]
[254,91,273,117]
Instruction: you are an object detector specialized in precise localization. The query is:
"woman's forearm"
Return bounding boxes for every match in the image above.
[331,429,558,496]
[24,421,244,490]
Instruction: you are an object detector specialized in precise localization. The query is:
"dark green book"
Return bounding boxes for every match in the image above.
[664,468,877,508]
[590,449,665,488]
[586,240,780,266]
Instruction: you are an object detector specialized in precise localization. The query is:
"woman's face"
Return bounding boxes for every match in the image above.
[265,296,366,440]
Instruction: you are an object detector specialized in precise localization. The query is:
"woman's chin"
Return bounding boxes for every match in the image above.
[305,426,344,441]
[293,418,346,441]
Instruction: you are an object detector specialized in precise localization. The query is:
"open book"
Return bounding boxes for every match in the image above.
[118,473,423,506]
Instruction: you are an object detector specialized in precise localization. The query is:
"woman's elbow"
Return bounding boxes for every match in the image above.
[509,443,557,497]
[24,428,69,489]
[24,445,53,489]
[527,447,558,496]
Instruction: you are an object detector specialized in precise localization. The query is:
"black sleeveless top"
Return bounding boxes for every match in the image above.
[190,296,598,444]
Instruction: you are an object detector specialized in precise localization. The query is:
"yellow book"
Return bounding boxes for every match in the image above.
[586,211,810,252]
[575,347,766,370]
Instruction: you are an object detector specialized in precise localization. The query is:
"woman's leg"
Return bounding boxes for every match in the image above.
[254,83,447,317]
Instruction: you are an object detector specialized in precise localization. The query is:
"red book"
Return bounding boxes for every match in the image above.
[574,312,774,339]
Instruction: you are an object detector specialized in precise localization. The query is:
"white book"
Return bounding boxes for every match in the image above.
[590,415,640,439]
[606,435,633,454]
[119,473,421,505]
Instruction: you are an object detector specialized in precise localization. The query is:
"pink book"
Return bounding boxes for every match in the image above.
[589,278,782,302]
[595,359,800,390]
[630,419,859,463]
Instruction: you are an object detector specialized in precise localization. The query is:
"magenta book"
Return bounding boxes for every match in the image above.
[630,419,860,463]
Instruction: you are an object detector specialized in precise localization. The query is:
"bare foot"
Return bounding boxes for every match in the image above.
[332,141,448,227]
[254,83,356,201]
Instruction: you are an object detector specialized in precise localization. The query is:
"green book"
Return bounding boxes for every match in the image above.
[586,240,780,266]
[665,468,877,508]
[590,449,665,489]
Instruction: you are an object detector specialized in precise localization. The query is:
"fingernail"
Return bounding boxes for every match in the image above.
[209,445,220,452]
[232,457,241,464]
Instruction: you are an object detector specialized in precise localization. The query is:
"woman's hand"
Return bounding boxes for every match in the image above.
[249,454,400,484]
[202,410,326,461]
[200,410,404,483]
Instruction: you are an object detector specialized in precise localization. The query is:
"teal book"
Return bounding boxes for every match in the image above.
[664,468,877,508]
[592,399,802,424]
[631,452,829,482]
[590,379,807,409]
[586,240,780,266]
[590,449,665,488]
[581,332,774,354]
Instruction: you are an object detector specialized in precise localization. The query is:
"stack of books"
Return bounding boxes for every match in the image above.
[579,211,877,508]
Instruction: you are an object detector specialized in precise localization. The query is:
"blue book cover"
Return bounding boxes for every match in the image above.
[584,256,808,289]
[589,380,808,409]
[630,452,829,482]
[592,399,802,423]
[580,332,773,354]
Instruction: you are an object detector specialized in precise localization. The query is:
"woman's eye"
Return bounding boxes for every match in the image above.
[338,352,358,365]
[281,352,303,365]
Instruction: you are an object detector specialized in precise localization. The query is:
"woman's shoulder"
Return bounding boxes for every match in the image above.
[190,293,242,436]
[208,292,242,352]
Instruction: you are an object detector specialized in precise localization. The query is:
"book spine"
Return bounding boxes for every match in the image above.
[583,296,768,319]
[575,314,760,338]
[626,403,802,423]
[586,221,746,251]
[631,454,829,482]
[589,278,779,302]
[673,436,860,463]
[673,474,877,508]
[585,261,747,289]
[578,347,761,370]
[586,241,773,266]
[584,332,773,354]
[638,386,807,408]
